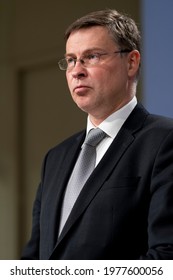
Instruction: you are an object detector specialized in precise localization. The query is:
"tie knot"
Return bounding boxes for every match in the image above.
[85,128,106,147]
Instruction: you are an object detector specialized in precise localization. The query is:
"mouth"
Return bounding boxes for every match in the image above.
[73,85,91,93]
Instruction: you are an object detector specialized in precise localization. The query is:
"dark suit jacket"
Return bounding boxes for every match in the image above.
[22,104,173,259]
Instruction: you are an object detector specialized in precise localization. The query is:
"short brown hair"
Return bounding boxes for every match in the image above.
[65,9,141,52]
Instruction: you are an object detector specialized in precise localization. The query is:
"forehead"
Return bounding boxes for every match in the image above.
[66,26,117,54]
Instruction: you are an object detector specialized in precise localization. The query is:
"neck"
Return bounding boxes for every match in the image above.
[89,95,136,126]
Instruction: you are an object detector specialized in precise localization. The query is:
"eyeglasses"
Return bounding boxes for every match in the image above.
[58,49,131,71]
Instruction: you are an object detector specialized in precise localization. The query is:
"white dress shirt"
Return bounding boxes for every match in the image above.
[86,96,137,166]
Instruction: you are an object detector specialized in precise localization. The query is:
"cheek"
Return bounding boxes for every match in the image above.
[66,72,69,84]
[66,73,72,91]
[91,70,108,88]
[94,70,115,91]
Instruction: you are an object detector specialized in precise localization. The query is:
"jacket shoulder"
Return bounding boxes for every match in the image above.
[132,103,173,130]
[146,112,173,130]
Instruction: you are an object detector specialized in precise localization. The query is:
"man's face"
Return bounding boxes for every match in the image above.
[66,26,139,124]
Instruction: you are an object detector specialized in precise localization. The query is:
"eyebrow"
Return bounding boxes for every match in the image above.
[65,48,107,57]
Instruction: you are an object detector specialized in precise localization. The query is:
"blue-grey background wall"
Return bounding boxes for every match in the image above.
[142,0,173,117]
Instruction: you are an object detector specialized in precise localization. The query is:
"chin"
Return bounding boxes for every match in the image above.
[75,102,90,113]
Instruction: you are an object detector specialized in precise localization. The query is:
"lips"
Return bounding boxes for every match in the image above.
[73,85,90,93]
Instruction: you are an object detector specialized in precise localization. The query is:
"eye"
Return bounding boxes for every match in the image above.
[66,57,75,65]
[87,53,99,60]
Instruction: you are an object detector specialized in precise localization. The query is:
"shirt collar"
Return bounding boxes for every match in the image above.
[87,96,137,139]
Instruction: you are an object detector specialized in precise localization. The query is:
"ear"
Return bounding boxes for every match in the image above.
[127,50,140,78]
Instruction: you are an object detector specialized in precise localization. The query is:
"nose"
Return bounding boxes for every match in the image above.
[71,61,87,79]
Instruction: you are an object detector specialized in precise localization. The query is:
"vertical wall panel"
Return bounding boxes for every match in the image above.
[142,0,173,117]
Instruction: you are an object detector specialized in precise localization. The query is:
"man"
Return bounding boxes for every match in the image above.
[22,9,173,259]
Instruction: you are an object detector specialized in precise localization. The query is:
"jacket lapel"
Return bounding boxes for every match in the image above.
[42,130,85,256]
[50,103,149,257]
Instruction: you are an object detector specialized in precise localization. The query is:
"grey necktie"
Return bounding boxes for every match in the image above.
[59,128,106,235]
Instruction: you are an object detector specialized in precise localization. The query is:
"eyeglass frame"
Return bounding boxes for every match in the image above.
[58,49,131,71]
